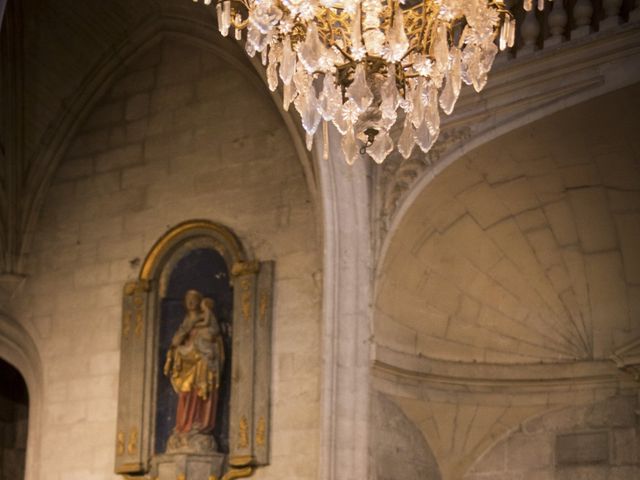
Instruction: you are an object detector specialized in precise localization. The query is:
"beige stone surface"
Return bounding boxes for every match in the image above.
[464,395,640,480]
[10,39,321,480]
[375,86,640,365]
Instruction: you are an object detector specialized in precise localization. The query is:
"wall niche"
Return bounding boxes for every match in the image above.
[114,220,273,480]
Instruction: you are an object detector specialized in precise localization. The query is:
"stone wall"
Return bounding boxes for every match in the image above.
[465,393,640,480]
[371,84,640,480]
[0,389,28,480]
[10,37,321,480]
[370,392,441,480]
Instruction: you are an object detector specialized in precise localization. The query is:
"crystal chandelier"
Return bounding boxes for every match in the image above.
[196,0,545,164]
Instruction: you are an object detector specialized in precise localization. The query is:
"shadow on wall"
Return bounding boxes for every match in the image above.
[0,357,29,480]
[465,393,640,480]
[371,392,442,480]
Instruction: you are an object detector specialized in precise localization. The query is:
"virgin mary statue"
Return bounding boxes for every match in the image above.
[163,289,225,451]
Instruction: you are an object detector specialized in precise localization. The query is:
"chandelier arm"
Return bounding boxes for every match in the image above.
[417,4,431,53]
[400,46,417,63]
[334,43,355,63]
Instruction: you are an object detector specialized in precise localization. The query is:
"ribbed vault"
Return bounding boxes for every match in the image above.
[375,83,640,365]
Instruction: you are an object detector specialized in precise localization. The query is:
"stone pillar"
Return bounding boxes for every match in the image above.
[632,0,640,21]
[600,0,623,29]
[572,0,593,39]
[520,9,541,55]
[546,0,568,46]
[316,125,373,480]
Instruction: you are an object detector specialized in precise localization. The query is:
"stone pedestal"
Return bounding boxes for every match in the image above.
[151,452,225,480]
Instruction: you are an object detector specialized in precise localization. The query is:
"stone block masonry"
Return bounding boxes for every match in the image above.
[10,38,321,480]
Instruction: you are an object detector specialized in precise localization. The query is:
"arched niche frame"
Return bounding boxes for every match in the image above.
[114,220,274,480]
[0,311,43,480]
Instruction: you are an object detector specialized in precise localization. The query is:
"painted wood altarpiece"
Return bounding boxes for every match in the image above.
[114,220,273,480]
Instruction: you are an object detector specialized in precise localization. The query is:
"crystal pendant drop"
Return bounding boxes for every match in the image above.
[499,19,508,51]
[280,37,296,85]
[379,74,398,122]
[415,118,436,153]
[341,98,361,125]
[440,73,456,115]
[398,116,415,159]
[266,45,281,92]
[386,6,409,62]
[219,0,231,36]
[368,129,394,164]
[248,18,272,49]
[347,64,374,113]
[480,42,498,73]
[342,128,359,165]
[425,85,440,136]
[508,18,516,48]
[298,24,326,73]
[295,88,322,135]
[409,79,424,128]
[282,81,295,111]
[433,24,449,68]
[251,2,282,34]
[317,74,342,121]
[332,106,350,135]
[440,48,461,114]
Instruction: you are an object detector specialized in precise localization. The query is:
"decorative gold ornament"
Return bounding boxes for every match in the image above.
[122,311,131,338]
[238,415,250,449]
[240,278,252,324]
[221,456,255,480]
[116,431,126,456]
[193,0,541,164]
[231,261,260,277]
[255,416,266,446]
[221,466,254,480]
[127,427,138,455]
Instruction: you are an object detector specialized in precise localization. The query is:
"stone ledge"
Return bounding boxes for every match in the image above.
[373,344,629,393]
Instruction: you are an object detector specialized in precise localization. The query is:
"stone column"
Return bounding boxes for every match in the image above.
[316,124,373,480]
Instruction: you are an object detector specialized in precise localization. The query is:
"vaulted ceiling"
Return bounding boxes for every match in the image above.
[0,0,240,276]
[375,83,640,365]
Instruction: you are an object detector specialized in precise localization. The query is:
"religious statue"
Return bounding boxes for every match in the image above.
[163,289,225,452]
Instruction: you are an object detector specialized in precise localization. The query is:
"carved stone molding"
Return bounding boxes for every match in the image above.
[611,337,640,383]
[374,345,631,395]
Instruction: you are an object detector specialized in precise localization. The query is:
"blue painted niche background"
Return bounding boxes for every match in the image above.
[155,247,233,454]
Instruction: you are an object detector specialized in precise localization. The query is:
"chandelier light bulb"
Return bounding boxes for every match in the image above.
[193,0,545,164]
